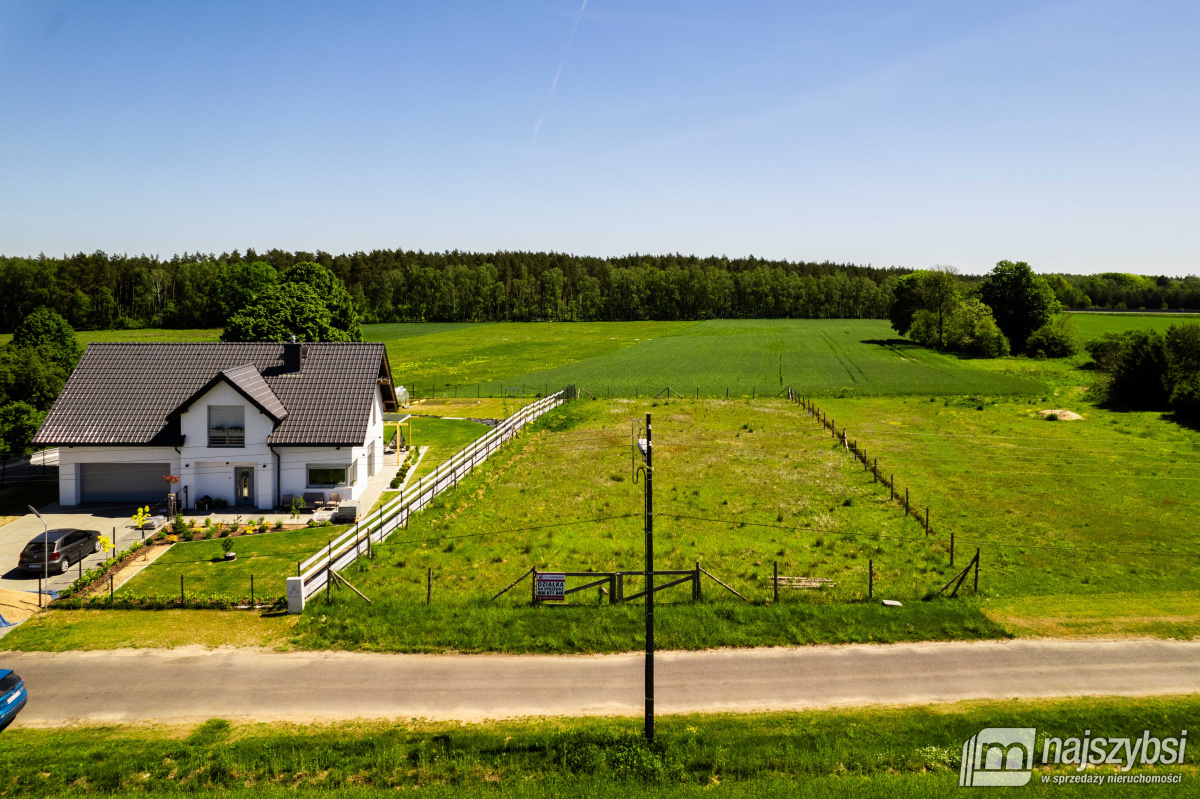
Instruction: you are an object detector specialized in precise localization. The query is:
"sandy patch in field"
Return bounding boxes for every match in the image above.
[0,588,41,624]
[1040,409,1083,421]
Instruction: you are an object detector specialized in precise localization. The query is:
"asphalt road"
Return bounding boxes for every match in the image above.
[6,638,1199,727]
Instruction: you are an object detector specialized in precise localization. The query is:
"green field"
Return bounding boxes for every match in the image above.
[287,399,1012,654]
[117,525,353,601]
[815,393,1200,607]
[1067,311,1200,340]
[24,320,1044,398]
[1,696,1195,797]
[385,319,1044,398]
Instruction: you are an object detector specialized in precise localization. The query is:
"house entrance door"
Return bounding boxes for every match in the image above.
[234,467,255,506]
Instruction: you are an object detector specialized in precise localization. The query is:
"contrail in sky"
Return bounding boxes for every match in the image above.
[530,0,589,154]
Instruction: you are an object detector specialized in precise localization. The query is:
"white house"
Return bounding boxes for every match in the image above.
[33,341,398,511]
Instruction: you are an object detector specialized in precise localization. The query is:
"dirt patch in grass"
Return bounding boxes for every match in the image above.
[0,588,41,624]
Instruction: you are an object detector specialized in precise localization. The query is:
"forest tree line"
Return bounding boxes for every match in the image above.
[0,248,1196,333]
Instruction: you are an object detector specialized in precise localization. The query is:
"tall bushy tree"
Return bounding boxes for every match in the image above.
[281,262,362,341]
[888,269,961,349]
[221,283,351,343]
[979,261,1061,353]
[11,307,83,369]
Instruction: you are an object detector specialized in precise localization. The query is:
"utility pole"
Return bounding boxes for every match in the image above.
[634,412,655,740]
[644,412,654,741]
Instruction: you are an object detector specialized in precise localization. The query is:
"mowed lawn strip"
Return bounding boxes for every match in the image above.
[0,609,296,652]
[495,319,1044,398]
[117,525,353,600]
[1,696,1195,797]
[291,399,1010,653]
[401,416,493,482]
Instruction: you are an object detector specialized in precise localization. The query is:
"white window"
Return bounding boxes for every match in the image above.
[208,405,245,447]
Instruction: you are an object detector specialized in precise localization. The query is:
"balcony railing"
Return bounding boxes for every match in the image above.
[208,425,245,447]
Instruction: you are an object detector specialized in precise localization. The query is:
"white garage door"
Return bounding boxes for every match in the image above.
[80,462,170,503]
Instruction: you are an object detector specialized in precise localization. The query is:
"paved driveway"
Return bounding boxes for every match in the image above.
[0,504,156,595]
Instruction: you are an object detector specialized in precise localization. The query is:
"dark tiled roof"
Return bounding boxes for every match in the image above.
[170,363,289,422]
[33,343,393,447]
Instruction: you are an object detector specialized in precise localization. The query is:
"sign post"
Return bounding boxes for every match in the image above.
[534,572,565,602]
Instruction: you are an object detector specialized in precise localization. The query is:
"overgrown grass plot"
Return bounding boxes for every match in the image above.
[819,395,1200,603]
[293,400,1004,653]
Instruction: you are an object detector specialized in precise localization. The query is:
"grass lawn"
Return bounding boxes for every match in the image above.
[399,416,492,482]
[1,696,1195,796]
[0,609,296,651]
[290,399,1011,653]
[404,396,532,419]
[116,526,353,600]
[984,591,1200,639]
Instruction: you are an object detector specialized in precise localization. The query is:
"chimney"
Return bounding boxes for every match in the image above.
[283,336,306,373]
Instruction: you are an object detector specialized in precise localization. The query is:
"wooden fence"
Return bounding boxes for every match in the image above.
[286,389,568,613]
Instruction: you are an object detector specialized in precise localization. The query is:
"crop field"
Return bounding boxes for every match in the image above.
[289,399,1012,653]
[388,320,1044,398]
[19,320,1043,398]
[1067,311,1200,340]
[117,525,352,601]
[379,321,689,392]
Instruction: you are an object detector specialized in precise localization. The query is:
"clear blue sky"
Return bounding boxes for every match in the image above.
[1,1,1197,275]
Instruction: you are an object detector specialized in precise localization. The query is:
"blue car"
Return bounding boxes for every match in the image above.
[0,670,26,731]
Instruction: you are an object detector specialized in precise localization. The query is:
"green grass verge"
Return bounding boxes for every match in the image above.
[2,696,1195,796]
[0,609,296,651]
[115,526,352,600]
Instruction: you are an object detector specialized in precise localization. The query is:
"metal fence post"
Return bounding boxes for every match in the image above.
[773,561,779,603]
[868,559,873,599]
[974,548,980,593]
[427,567,432,604]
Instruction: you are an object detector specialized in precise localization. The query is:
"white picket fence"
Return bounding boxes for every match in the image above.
[286,389,568,612]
